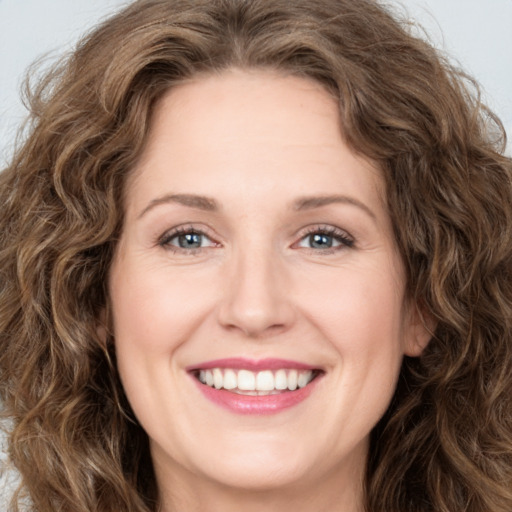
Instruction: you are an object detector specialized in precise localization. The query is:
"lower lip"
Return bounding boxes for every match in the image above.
[191,375,321,415]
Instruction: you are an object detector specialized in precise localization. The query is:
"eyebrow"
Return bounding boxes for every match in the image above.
[138,193,219,218]
[137,193,376,220]
[293,195,377,220]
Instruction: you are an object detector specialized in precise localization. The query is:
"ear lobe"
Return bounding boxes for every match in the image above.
[404,302,436,357]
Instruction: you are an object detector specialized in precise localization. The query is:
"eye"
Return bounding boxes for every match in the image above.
[158,227,217,252]
[296,226,354,251]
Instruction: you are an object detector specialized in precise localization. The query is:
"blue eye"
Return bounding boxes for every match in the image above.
[175,232,204,249]
[297,228,353,251]
[159,229,216,251]
[158,226,352,253]
[308,233,336,249]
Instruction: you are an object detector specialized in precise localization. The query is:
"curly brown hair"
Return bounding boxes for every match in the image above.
[1,0,511,510]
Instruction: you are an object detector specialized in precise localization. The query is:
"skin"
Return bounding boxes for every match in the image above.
[109,69,430,512]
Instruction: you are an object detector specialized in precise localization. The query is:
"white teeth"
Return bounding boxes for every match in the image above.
[256,370,274,391]
[275,369,288,390]
[297,372,310,388]
[223,369,237,390]
[196,368,316,393]
[288,370,298,390]
[237,370,256,390]
[213,368,223,389]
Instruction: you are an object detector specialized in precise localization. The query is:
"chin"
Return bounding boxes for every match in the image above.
[151,432,319,492]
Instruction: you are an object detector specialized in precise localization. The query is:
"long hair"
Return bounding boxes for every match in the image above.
[1,1,511,510]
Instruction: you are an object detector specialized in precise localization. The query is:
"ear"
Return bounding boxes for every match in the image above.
[403,301,436,357]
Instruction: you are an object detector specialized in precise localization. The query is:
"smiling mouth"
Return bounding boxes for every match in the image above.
[193,368,323,396]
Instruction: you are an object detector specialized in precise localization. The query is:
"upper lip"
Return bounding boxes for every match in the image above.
[186,357,321,372]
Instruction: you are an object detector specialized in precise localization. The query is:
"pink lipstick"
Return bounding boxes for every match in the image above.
[187,358,323,415]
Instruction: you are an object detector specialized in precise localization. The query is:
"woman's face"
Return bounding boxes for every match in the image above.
[109,70,428,503]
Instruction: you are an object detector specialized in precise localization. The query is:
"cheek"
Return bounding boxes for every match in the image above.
[298,270,406,442]
[297,258,406,347]
[109,261,211,431]
[300,262,406,401]
[110,259,214,354]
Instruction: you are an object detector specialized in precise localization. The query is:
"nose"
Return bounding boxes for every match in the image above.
[217,248,295,338]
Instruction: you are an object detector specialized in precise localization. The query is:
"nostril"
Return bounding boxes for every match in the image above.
[216,269,295,337]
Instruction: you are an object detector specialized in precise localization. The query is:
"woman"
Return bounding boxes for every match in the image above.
[1,0,511,511]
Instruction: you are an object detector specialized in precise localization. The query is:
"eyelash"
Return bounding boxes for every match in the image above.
[157,225,217,254]
[297,225,354,253]
[157,224,354,254]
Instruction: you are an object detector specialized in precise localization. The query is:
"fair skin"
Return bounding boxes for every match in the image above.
[109,69,429,512]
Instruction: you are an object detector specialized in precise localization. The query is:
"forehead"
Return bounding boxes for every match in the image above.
[125,69,385,216]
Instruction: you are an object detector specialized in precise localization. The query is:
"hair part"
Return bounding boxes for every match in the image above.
[1,0,511,510]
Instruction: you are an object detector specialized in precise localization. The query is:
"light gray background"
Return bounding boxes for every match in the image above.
[0,0,511,165]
